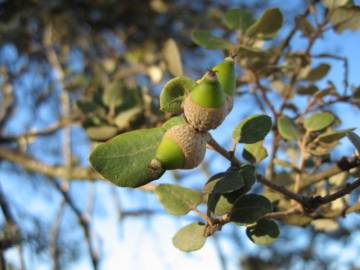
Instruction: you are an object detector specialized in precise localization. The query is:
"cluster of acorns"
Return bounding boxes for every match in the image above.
[150,57,236,172]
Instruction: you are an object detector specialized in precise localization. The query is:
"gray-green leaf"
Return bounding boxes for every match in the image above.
[89,128,165,187]
[316,128,355,143]
[329,6,360,32]
[159,76,196,114]
[102,80,124,109]
[230,194,272,224]
[207,191,241,216]
[246,8,283,39]
[277,115,302,140]
[322,0,349,9]
[86,125,118,141]
[224,8,254,31]
[204,171,245,194]
[304,112,335,131]
[347,131,360,152]
[295,16,315,36]
[305,63,331,81]
[172,222,207,252]
[163,38,183,77]
[243,141,268,163]
[191,30,229,50]
[246,219,280,245]
[155,184,203,216]
[114,107,143,129]
[233,114,272,144]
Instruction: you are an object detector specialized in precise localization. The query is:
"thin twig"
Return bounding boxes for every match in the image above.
[50,199,66,270]
[294,131,311,193]
[314,178,360,205]
[263,207,303,220]
[256,175,305,204]
[52,180,99,270]
[207,135,240,167]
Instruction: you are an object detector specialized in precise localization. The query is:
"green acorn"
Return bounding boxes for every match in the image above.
[183,71,227,131]
[151,124,209,170]
[213,57,236,114]
[212,57,236,96]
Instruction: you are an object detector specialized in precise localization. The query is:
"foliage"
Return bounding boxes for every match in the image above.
[1,0,360,268]
[88,2,360,253]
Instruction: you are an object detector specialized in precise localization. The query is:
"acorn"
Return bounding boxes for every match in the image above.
[151,124,209,170]
[183,71,227,131]
[213,57,236,96]
[213,57,236,115]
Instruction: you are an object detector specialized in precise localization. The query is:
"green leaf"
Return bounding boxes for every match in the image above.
[311,219,339,232]
[304,112,335,131]
[163,38,183,77]
[172,222,207,252]
[282,215,312,226]
[77,101,98,113]
[224,8,254,31]
[204,171,245,194]
[206,165,256,216]
[316,128,355,144]
[233,114,272,144]
[322,0,349,9]
[243,141,268,163]
[89,128,165,187]
[347,131,360,152]
[295,16,315,36]
[273,159,296,170]
[230,194,272,224]
[114,107,143,129]
[314,87,337,99]
[155,184,203,216]
[277,115,302,140]
[239,165,256,192]
[237,45,268,58]
[297,85,319,95]
[86,125,118,141]
[329,6,360,32]
[246,219,280,245]
[311,218,340,233]
[246,8,283,39]
[207,191,241,216]
[191,30,228,50]
[305,63,331,81]
[161,116,186,131]
[102,80,124,109]
[159,76,196,114]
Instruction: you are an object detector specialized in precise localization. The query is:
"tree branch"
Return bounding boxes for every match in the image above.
[52,180,99,270]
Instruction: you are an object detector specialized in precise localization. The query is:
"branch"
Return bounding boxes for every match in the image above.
[308,178,360,206]
[207,135,240,167]
[256,175,305,204]
[52,180,99,270]
[50,199,65,270]
[263,207,302,220]
[0,184,22,251]
[0,119,70,143]
[301,156,360,189]
[0,146,99,180]
[0,146,157,192]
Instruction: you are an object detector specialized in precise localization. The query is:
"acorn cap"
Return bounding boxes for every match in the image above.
[184,94,227,131]
[225,95,234,115]
[164,124,209,169]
